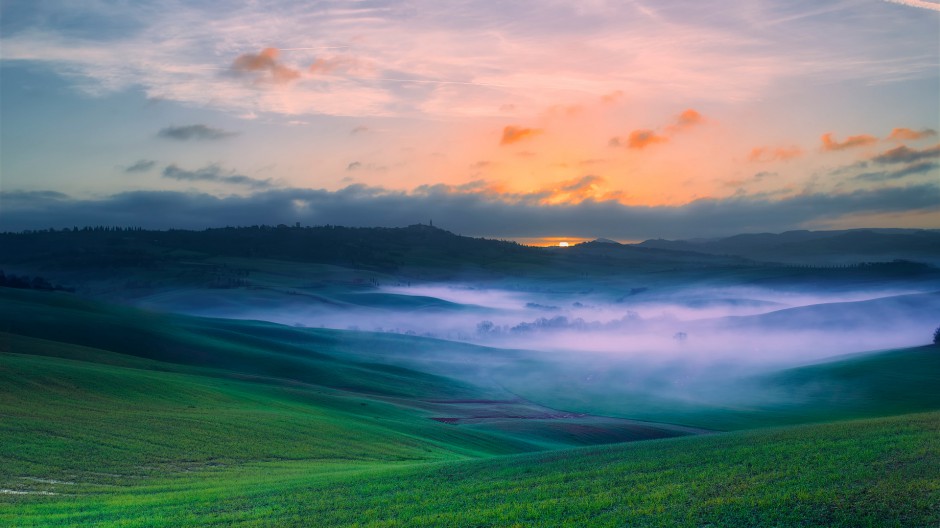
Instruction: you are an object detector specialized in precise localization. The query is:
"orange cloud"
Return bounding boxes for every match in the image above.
[888,127,937,141]
[665,109,705,134]
[748,145,803,162]
[675,109,703,128]
[821,132,877,151]
[627,129,668,149]
[549,176,626,204]
[610,109,703,150]
[530,175,608,205]
[231,48,300,84]
[500,126,542,145]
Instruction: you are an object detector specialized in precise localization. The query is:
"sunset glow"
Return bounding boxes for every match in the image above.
[1,1,937,239]
[2,3,940,523]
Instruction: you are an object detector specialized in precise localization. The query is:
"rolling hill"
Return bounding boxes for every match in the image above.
[636,228,940,265]
[3,225,939,526]
[4,334,937,527]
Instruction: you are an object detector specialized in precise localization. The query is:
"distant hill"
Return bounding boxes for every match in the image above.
[714,290,940,332]
[0,223,534,274]
[0,224,760,285]
[2,226,938,299]
[565,239,751,266]
[636,228,940,264]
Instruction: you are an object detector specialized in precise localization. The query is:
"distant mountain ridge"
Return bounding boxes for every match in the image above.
[635,228,940,265]
[1,226,936,290]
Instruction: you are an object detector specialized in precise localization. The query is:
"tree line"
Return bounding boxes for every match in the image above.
[0,270,74,292]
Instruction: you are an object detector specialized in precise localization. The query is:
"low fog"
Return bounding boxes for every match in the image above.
[152,282,939,366]
[138,281,939,411]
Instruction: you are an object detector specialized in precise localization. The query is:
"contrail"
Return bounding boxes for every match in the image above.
[884,0,940,11]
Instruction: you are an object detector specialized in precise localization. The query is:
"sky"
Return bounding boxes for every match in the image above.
[1,0,938,242]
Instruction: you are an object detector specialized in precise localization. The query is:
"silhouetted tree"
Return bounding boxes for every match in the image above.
[934,325,940,346]
[476,320,496,335]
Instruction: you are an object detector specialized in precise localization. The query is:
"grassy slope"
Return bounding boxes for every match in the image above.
[5,411,937,527]
[0,289,695,483]
[4,286,938,431]
[3,287,939,525]
[0,287,493,400]
[0,338,546,484]
[758,345,940,417]
[503,344,940,431]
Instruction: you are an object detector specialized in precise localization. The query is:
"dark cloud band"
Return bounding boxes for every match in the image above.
[2,184,937,238]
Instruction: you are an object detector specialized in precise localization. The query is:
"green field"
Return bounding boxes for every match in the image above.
[2,287,939,526]
[509,344,940,431]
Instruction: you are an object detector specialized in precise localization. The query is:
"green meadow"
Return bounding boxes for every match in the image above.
[2,285,939,526]
[508,344,940,431]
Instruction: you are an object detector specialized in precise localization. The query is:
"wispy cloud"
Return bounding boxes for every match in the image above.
[231,48,301,84]
[611,109,704,150]
[887,127,938,141]
[721,171,779,189]
[158,125,238,141]
[162,164,271,188]
[556,175,613,202]
[748,146,803,163]
[2,1,933,118]
[1,190,69,203]
[872,144,940,164]
[124,159,157,173]
[821,133,878,152]
[309,55,369,76]
[854,161,939,181]
[0,0,935,221]
[883,0,940,12]
[346,161,388,172]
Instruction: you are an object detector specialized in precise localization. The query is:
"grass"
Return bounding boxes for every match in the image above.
[500,344,940,431]
[4,411,937,527]
[0,287,491,400]
[0,336,549,486]
[4,286,939,432]
[2,287,939,526]
[0,338,677,474]
[0,288,691,485]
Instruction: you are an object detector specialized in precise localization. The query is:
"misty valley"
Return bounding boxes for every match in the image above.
[1,225,939,526]
[3,1,938,525]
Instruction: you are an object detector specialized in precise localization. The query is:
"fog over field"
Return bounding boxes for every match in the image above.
[158,281,940,369]
[127,279,938,414]
[3,225,938,419]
